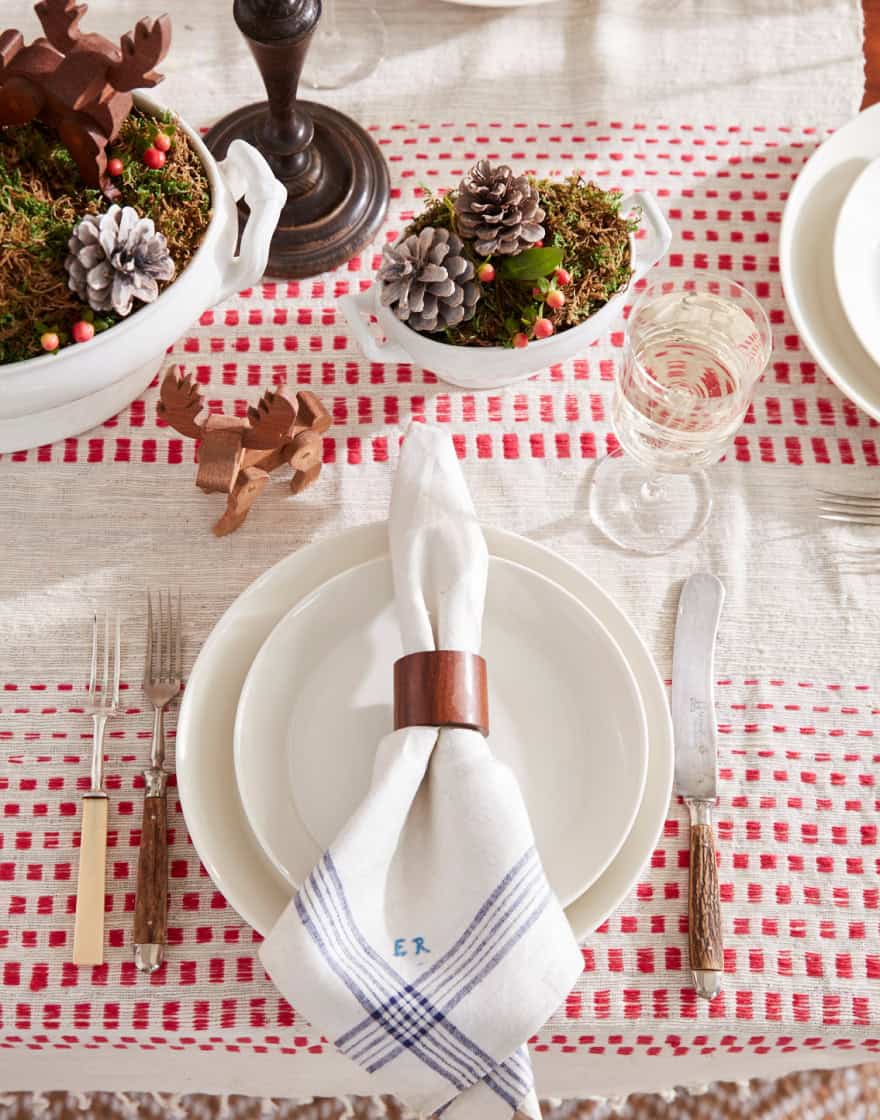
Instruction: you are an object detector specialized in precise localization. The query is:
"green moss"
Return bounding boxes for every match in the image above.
[0,109,211,366]
[401,175,638,348]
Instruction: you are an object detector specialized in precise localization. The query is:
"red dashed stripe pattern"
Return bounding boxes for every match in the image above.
[1,677,878,1057]
[4,121,878,468]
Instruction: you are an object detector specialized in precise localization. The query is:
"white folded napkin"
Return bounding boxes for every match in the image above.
[260,422,583,1118]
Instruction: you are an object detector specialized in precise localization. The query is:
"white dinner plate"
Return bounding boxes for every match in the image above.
[780,103,880,423]
[176,523,674,941]
[234,556,648,909]
[833,157,880,372]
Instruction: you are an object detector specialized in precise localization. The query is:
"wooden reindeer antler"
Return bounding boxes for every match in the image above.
[0,32,38,126]
[34,0,87,54]
[243,386,299,450]
[0,30,24,76]
[157,366,206,439]
[108,15,171,92]
[156,368,329,536]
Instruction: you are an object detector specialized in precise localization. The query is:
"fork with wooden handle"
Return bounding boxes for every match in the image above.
[134,589,181,973]
[73,612,120,967]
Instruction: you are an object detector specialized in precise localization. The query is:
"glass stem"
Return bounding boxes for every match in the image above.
[640,474,666,503]
[321,0,339,39]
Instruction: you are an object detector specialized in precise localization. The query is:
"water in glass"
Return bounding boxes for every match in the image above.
[612,289,766,474]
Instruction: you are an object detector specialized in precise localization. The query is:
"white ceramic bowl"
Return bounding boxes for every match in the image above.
[0,93,287,454]
[340,190,671,390]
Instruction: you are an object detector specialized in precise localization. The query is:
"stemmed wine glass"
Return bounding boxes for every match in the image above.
[301,0,386,90]
[589,275,772,555]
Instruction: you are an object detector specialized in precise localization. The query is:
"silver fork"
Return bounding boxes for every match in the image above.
[134,590,182,973]
[816,489,880,525]
[73,612,121,967]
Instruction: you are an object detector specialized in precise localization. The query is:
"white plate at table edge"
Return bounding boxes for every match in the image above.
[439,1,559,6]
[233,553,649,910]
[176,522,674,941]
[780,103,880,424]
[833,156,880,373]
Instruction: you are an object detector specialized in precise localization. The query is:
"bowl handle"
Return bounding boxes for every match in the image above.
[339,287,412,365]
[621,190,673,280]
[213,139,287,304]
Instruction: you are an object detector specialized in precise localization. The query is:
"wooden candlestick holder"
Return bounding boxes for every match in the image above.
[203,0,389,279]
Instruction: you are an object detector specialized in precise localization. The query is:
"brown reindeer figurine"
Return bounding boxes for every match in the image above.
[0,1,171,197]
[158,367,331,537]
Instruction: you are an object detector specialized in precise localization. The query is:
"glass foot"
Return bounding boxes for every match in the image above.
[589,449,712,555]
[301,3,386,90]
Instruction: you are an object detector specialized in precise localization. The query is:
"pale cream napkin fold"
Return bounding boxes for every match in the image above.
[261,422,583,1118]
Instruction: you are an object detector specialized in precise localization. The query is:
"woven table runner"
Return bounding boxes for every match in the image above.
[1,121,879,1101]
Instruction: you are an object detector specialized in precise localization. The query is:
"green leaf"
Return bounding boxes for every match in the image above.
[499,246,564,282]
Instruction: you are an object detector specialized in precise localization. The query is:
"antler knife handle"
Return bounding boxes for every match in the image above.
[686,798,723,999]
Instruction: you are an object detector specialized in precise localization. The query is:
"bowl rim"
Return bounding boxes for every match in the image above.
[0,91,222,378]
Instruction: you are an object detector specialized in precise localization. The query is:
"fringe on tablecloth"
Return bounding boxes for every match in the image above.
[2,1065,880,1120]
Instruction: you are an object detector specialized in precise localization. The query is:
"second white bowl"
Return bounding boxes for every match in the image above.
[340,190,672,391]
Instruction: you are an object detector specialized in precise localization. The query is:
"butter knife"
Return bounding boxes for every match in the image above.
[672,573,725,1000]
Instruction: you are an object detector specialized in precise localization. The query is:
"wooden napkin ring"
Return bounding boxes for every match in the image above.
[393,651,489,736]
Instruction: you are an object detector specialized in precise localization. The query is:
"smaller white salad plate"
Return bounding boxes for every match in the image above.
[833,156,880,373]
[234,555,649,909]
[781,103,880,423]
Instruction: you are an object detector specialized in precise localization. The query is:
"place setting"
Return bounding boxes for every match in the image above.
[2,0,880,1117]
[176,418,732,1114]
[175,430,676,945]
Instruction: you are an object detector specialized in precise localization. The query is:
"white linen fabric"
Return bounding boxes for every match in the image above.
[260,424,583,1119]
[3,118,880,1104]
[0,0,871,1104]
[9,0,861,129]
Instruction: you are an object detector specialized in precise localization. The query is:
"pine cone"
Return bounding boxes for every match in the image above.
[377,226,480,334]
[65,205,176,317]
[454,159,545,256]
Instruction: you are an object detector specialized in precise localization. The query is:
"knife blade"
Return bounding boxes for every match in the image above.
[671,573,725,1000]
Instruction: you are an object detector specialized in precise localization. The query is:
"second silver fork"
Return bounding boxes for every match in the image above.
[817,489,880,525]
[134,589,182,973]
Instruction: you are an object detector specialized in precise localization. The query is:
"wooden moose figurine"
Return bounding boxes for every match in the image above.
[0,1,171,197]
[158,366,331,537]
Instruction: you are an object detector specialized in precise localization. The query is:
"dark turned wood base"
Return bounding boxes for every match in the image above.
[204,99,389,279]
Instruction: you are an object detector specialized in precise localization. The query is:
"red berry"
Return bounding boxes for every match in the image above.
[72,320,95,344]
[477,262,495,283]
[153,132,172,153]
[546,289,565,310]
[555,267,572,286]
[107,157,124,177]
[40,331,59,352]
[143,147,166,169]
[513,332,529,349]
[534,317,554,339]
[531,287,542,299]
[533,240,544,248]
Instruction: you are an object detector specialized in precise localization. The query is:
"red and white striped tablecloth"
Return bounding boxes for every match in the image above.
[1,121,879,1105]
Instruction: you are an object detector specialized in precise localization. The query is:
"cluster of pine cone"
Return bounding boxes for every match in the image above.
[377,160,545,334]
